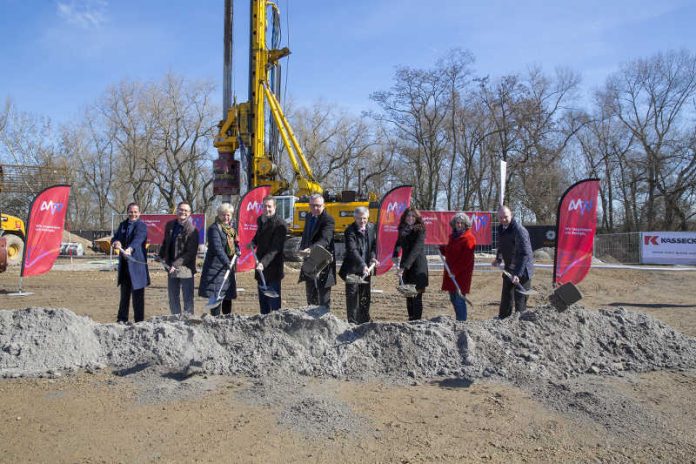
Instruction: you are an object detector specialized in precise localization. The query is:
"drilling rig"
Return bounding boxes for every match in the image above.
[212,0,378,254]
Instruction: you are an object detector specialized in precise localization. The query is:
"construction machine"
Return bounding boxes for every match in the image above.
[0,164,69,271]
[213,0,378,255]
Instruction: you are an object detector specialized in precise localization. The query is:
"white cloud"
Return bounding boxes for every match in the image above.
[57,0,107,29]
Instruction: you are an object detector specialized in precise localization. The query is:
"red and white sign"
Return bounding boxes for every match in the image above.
[375,186,412,275]
[140,214,206,245]
[641,232,696,265]
[236,186,272,272]
[553,179,600,286]
[21,185,71,277]
[420,211,492,245]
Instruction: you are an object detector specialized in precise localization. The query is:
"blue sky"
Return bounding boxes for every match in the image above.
[1,0,695,124]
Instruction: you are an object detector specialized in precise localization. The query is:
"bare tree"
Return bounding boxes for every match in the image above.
[371,64,451,209]
[144,74,217,213]
[602,49,696,230]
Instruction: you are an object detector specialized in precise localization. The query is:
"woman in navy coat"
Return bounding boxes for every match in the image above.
[112,202,150,323]
[199,203,240,315]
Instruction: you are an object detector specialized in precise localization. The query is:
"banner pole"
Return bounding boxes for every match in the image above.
[499,159,507,207]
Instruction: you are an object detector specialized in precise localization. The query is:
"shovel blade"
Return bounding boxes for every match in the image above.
[515,286,538,296]
[550,282,583,311]
[345,274,368,284]
[204,298,223,311]
[261,289,280,298]
[397,285,419,298]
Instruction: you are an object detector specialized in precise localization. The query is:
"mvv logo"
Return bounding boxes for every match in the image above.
[385,202,406,215]
[40,201,64,214]
[568,199,593,215]
[246,201,263,213]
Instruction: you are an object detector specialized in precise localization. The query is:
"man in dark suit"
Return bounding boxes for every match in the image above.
[112,202,150,323]
[299,193,336,309]
[492,205,535,319]
[339,206,377,324]
[250,196,288,314]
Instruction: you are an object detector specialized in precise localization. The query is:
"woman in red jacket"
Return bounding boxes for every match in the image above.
[440,212,476,321]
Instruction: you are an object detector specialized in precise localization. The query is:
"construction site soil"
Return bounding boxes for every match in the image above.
[1,260,695,463]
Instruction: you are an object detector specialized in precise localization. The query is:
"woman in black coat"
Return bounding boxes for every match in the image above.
[392,207,428,320]
[199,203,240,316]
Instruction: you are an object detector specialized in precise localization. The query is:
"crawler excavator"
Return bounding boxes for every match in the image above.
[212,0,378,256]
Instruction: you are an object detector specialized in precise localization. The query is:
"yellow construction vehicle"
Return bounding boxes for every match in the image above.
[0,212,26,268]
[213,0,378,250]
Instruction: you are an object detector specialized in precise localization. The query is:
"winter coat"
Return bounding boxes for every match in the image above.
[159,218,199,275]
[393,224,428,289]
[496,218,534,279]
[440,228,475,294]
[251,213,288,283]
[298,210,336,288]
[113,219,150,290]
[198,222,240,299]
[339,222,377,281]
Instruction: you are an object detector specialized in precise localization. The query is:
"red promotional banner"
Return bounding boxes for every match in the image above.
[553,179,600,286]
[375,186,412,276]
[236,186,272,272]
[140,214,206,245]
[21,185,71,277]
[420,211,493,245]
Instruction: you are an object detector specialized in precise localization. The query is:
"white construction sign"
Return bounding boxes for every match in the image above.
[641,232,696,265]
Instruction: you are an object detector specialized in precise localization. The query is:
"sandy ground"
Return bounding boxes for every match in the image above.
[1,259,696,463]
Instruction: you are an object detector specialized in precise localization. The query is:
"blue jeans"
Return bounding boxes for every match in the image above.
[258,280,281,315]
[168,276,194,315]
[449,292,467,321]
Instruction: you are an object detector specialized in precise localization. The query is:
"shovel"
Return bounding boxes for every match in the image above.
[345,262,376,285]
[395,261,419,297]
[204,254,237,311]
[502,270,538,296]
[437,250,474,307]
[252,250,280,298]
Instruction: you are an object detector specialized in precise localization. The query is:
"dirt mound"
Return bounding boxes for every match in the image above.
[2,305,695,385]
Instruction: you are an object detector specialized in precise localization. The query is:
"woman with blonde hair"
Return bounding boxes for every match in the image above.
[199,203,240,315]
[440,212,476,321]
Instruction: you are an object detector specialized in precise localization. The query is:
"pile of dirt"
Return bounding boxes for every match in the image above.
[2,305,695,386]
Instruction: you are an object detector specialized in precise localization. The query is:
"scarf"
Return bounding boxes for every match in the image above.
[216,217,237,258]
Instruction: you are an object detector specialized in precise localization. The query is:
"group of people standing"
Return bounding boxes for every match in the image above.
[112,196,534,325]
[112,197,288,322]
[390,205,534,322]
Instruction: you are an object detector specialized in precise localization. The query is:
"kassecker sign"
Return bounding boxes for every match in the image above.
[641,232,696,265]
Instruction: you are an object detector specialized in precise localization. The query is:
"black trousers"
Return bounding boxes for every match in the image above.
[117,273,145,323]
[210,299,232,316]
[345,282,371,324]
[406,292,423,321]
[305,281,331,309]
[498,275,531,319]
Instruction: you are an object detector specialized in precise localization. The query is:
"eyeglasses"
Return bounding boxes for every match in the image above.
[178,208,191,213]
[309,203,323,208]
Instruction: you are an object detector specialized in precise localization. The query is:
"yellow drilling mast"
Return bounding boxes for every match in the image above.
[212,0,377,242]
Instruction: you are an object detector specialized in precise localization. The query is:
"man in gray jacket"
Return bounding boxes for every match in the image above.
[159,201,200,316]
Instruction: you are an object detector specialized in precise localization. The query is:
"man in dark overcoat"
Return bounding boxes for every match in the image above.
[492,205,535,318]
[338,206,377,324]
[298,193,336,309]
[250,196,288,314]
